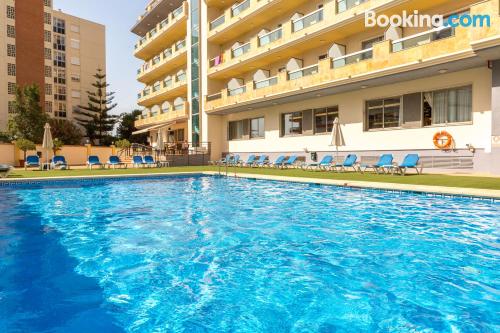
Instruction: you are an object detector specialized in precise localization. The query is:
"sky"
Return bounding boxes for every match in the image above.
[53,0,146,116]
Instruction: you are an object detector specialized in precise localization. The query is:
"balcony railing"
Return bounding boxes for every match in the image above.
[231,0,251,17]
[207,92,222,101]
[137,39,187,77]
[172,5,183,18]
[232,42,251,58]
[210,14,225,30]
[254,76,278,89]
[332,48,373,68]
[176,73,187,82]
[258,28,282,47]
[392,26,455,52]
[228,85,247,96]
[292,8,323,32]
[163,78,172,88]
[288,64,319,80]
[159,18,169,29]
[337,0,368,13]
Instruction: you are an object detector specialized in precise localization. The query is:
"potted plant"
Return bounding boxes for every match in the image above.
[52,138,64,156]
[15,138,36,167]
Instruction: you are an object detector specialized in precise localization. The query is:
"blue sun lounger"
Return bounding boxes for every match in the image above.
[144,155,158,168]
[333,154,358,172]
[253,155,268,167]
[303,155,333,171]
[385,154,421,175]
[268,155,286,168]
[359,154,393,174]
[107,156,127,169]
[240,155,256,167]
[281,155,298,168]
[25,155,41,170]
[132,156,146,168]
[87,155,103,170]
[51,155,69,170]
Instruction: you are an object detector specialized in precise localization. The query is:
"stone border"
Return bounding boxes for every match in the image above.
[1,170,500,200]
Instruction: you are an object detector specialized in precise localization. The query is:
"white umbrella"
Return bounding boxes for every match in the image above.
[42,123,54,170]
[329,117,345,163]
[156,129,165,151]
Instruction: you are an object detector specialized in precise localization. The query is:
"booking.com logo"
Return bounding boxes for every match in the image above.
[365,10,491,28]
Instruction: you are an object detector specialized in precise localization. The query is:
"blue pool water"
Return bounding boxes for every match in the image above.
[0,175,498,333]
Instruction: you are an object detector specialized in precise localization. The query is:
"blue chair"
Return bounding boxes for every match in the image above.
[253,155,268,167]
[386,154,421,175]
[228,155,240,166]
[107,156,126,169]
[282,155,298,168]
[87,155,103,170]
[25,155,41,170]
[268,155,286,168]
[51,155,69,170]
[241,155,256,167]
[333,154,358,172]
[144,155,158,168]
[303,155,333,170]
[359,154,393,174]
[132,156,146,168]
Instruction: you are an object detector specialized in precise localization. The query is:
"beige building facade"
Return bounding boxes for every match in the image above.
[134,0,500,173]
[0,0,105,130]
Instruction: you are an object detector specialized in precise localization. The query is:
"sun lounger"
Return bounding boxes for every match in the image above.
[303,155,333,170]
[51,155,69,170]
[268,155,286,168]
[240,155,256,167]
[25,155,41,170]
[359,154,393,174]
[281,155,298,168]
[144,155,158,168]
[333,154,358,172]
[87,156,103,170]
[107,156,127,169]
[385,154,421,175]
[253,155,268,167]
[132,156,146,168]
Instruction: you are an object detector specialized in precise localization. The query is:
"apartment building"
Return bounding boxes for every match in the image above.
[0,0,105,131]
[134,0,500,174]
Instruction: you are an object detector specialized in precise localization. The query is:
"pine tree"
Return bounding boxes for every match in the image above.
[74,69,118,145]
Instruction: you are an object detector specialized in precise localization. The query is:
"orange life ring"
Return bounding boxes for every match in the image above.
[433,131,453,150]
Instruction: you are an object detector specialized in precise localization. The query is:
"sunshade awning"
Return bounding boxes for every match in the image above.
[132,124,165,135]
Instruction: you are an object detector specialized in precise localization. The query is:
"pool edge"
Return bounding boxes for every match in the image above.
[1,171,500,200]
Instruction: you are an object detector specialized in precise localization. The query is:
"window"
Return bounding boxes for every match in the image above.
[70,39,80,49]
[45,101,53,113]
[44,30,52,42]
[7,44,15,57]
[7,25,15,38]
[7,63,15,76]
[366,97,401,130]
[44,48,52,60]
[54,51,66,67]
[71,74,80,82]
[362,36,384,49]
[8,82,16,95]
[6,6,15,19]
[71,24,80,33]
[45,84,52,95]
[55,102,67,118]
[250,117,265,138]
[54,68,66,84]
[71,90,81,98]
[44,12,52,25]
[45,66,52,77]
[281,112,303,136]
[8,101,16,113]
[314,106,339,133]
[54,35,65,51]
[44,0,52,7]
[228,120,245,140]
[71,57,80,66]
[318,54,328,61]
[53,18,66,34]
[55,86,66,101]
[423,86,472,126]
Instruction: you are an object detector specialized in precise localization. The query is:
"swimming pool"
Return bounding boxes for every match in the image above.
[0,175,498,332]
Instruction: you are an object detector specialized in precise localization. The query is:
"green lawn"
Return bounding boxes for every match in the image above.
[5,166,500,190]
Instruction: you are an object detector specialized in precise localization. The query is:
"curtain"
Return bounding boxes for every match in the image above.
[456,87,472,122]
[432,91,447,125]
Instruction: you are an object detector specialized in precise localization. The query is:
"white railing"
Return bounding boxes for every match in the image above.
[172,5,184,19]
[254,76,278,89]
[207,92,222,101]
[231,0,251,17]
[337,0,368,13]
[292,8,323,32]
[332,48,373,68]
[392,26,455,52]
[258,27,282,47]
[288,64,319,80]
[173,103,185,111]
[232,42,251,58]
[210,14,225,30]
[228,85,247,96]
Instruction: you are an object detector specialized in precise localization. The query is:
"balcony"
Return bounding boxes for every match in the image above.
[205,7,500,114]
[137,73,188,107]
[134,2,188,60]
[135,102,189,128]
[207,0,308,43]
[207,0,460,79]
[137,39,187,83]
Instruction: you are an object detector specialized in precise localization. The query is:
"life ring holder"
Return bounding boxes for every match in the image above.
[433,131,454,150]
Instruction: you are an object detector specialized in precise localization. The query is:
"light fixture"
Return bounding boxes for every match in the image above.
[438,69,448,74]
[361,85,368,89]
[316,93,322,97]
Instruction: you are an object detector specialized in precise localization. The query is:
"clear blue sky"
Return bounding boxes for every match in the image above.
[54,0,145,116]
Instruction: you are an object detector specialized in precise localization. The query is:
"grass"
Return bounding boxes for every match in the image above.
[5,166,500,190]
